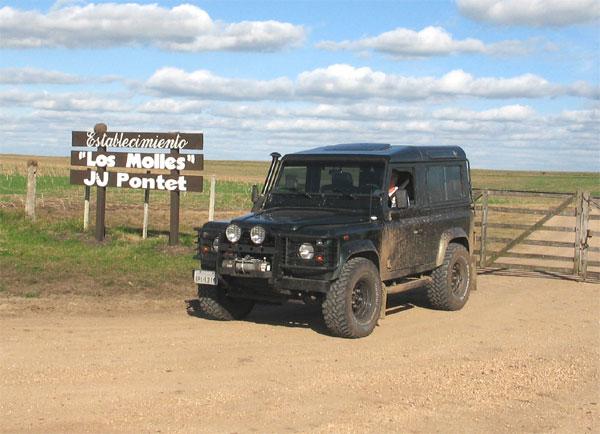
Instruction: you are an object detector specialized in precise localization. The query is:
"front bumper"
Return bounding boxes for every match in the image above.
[197,233,338,296]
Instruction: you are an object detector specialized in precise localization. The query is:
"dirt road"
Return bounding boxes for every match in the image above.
[1,274,598,433]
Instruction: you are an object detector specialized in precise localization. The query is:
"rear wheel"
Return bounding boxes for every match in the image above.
[322,257,382,338]
[197,284,255,320]
[426,243,471,310]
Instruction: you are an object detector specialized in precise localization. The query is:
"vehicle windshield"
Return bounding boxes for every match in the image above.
[265,160,385,210]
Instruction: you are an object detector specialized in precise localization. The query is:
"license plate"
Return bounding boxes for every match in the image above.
[194,270,217,285]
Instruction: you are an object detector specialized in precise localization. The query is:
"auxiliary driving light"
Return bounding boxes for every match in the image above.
[225,224,241,243]
[298,243,314,260]
[250,226,266,245]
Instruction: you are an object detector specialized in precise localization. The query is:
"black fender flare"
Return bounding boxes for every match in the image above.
[337,239,380,278]
[435,227,469,267]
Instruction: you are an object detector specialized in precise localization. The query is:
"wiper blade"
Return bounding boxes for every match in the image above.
[330,189,357,199]
[274,190,313,199]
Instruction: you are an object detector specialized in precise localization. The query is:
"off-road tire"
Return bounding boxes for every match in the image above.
[426,243,471,311]
[197,284,255,320]
[322,257,382,338]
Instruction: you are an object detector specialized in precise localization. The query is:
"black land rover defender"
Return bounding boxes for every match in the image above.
[194,143,476,338]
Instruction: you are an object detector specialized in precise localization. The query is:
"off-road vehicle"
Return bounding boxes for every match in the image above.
[194,143,476,338]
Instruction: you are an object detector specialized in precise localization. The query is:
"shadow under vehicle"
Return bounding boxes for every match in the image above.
[194,143,476,338]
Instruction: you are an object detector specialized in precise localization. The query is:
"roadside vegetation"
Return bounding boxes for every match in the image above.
[0,209,196,298]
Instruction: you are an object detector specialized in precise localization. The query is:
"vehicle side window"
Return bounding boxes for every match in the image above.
[426,164,465,204]
[388,169,415,207]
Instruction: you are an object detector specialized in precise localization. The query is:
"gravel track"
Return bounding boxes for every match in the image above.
[1,274,598,433]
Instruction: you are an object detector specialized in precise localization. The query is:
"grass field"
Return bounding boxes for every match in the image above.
[0,154,598,298]
[0,210,197,298]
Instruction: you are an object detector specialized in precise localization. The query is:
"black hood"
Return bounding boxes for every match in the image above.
[232,208,370,233]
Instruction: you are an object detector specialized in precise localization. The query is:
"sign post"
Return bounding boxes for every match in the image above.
[142,171,150,239]
[83,182,90,231]
[169,148,180,246]
[70,125,203,244]
[94,123,107,241]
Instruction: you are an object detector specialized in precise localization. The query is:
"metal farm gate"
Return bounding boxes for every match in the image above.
[474,189,600,282]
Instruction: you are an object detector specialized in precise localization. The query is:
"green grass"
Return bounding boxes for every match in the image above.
[0,174,74,195]
[2,170,597,199]
[0,173,256,210]
[471,170,600,196]
[0,209,196,297]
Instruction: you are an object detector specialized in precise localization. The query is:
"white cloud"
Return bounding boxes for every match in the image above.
[433,104,536,121]
[0,88,133,112]
[165,20,306,52]
[146,67,294,100]
[0,67,82,84]
[137,98,208,114]
[0,88,40,105]
[557,108,600,123]
[568,81,600,99]
[457,0,600,26]
[31,95,133,112]
[317,26,531,58]
[0,3,305,51]
[143,64,597,101]
[296,64,568,100]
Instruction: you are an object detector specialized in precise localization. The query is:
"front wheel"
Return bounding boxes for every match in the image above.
[322,257,382,338]
[197,284,255,320]
[426,243,471,311]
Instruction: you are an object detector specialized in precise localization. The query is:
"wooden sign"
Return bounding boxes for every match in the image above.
[70,124,204,244]
[70,150,204,172]
[72,131,203,150]
[70,170,203,192]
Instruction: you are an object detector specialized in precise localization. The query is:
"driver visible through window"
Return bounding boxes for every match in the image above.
[388,170,415,208]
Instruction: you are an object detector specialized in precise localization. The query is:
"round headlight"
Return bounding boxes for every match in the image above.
[298,243,314,260]
[250,226,266,245]
[212,236,219,252]
[225,224,241,243]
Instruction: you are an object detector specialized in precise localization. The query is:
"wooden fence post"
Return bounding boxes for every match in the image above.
[25,160,38,221]
[208,175,216,222]
[479,190,489,268]
[574,189,583,276]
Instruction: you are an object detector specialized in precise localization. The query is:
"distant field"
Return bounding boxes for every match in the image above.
[470,169,599,195]
[2,154,598,193]
[0,155,268,182]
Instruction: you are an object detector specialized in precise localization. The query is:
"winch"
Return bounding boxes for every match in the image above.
[222,255,271,274]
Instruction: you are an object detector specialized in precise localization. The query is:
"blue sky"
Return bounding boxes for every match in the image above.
[0,0,598,170]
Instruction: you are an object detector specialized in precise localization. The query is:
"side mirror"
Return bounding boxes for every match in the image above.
[394,189,409,209]
[251,184,259,203]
